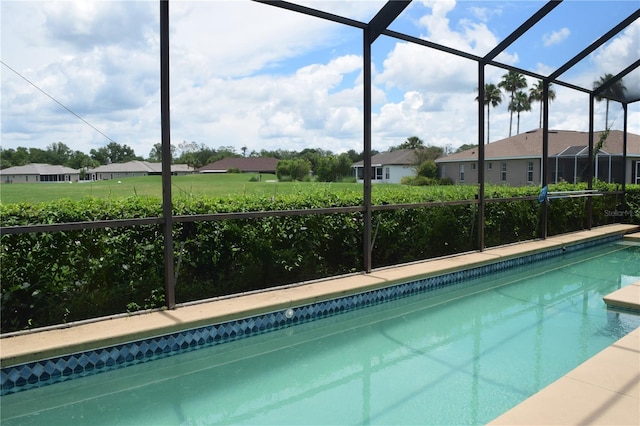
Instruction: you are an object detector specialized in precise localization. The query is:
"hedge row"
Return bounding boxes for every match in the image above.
[1,183,638,333]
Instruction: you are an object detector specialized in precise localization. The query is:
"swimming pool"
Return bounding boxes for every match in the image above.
[2,240,639,425]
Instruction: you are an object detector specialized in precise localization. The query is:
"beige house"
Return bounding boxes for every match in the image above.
[0,163,80,183]
[90,161,193,180]
[436,129,640,186]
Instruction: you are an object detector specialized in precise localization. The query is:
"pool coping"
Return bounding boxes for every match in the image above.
[1,223,637,370]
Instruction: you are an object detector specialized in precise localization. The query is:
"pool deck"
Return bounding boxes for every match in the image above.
[1,223,639,423]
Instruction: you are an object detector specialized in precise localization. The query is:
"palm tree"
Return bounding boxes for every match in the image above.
[593,73,627,128]
[475,83,503,144]
[498,71,528,137]
[528,80,556,128]
[510,91,531,135]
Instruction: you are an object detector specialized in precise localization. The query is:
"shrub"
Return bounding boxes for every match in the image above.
[1,183,637,332]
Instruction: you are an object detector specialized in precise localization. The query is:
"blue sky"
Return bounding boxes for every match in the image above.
[1,1,639,159]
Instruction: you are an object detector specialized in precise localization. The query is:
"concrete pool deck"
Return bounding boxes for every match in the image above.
[1,223,639,423]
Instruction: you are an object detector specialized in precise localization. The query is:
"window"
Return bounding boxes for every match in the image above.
[441,165,446,178]
[459,164,465,181]
[501,162,507,181]
[472,163,476,170]
[488,162,492,170]
[385,167,390,180]
[527,161,534,183]
[371,166,383,180]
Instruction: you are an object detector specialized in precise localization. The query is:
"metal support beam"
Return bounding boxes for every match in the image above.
[367,1,411,43]
[363,30,372,273]
[550,10,640,81]
[484,1,561,62]
[477,63,485,251]
[622,103,628,210]
[160,0,175,309]
[587,94,594,230]
[541,80,550,239]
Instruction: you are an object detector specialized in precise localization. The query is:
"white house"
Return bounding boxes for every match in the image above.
[352,149,418,184]
[0,163,80,183]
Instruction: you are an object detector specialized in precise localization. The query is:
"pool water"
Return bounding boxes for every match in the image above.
[2,242,640,425]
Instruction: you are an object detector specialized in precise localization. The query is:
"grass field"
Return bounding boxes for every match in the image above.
[0,173,374,204]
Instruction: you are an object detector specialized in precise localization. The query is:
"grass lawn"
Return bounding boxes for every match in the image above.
[0,173,373,204]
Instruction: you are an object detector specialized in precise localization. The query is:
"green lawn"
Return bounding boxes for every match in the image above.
[0,174,373,204]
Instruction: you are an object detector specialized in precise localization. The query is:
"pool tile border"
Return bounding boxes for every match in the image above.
[0,234,624,395]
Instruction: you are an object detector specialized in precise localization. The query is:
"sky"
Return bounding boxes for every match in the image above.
[1,0,639,160]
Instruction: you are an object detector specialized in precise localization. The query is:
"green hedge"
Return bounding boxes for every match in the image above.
[1,184,638,333]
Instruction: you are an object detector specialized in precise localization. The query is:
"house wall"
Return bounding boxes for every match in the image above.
[1,174,79,183]
[439,159,541,186]
[353,165,415,184]
[96,172,148,180]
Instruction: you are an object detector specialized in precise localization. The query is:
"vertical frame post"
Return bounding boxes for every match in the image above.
[160,0,175,308]
[587,94,594,230]
[622,102,628,211]
[477,63,485,251]
[363,29,373,272]
[541,80,550,239]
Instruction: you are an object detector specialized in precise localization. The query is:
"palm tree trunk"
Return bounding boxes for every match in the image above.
[539,103,542,128]
[517,111,520,135]
[508,91,514,137]
[487,104,490,144]
[605,100,609,127]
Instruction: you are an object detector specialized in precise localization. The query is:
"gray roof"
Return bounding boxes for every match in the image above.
[0,163,79,175]
[352,149,418,167]
[436,129,640,163]
[91,161,193,173]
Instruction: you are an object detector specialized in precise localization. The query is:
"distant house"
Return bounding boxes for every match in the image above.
[197,157,278,174]
[90,161,193,180]
[435,129,640,186]
[352,149,418,184]
[0,163,80,183]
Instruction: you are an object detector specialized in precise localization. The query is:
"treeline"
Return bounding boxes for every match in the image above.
[1,137,456,184]
[0,140,376,171]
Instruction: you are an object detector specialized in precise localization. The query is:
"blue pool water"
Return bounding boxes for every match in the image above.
[2,242,639,425]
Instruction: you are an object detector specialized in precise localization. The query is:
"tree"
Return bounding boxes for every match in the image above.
[148,143,176,162]
[391,136,424,151]
[510,91,531,135]
[498,71,527,137]
[476,83,502,144]
[593,73,627,128]
[276,159,311,181]
[241,146,247,157]
[414,145,444,164]
[416,160,438,179]
[90,142,139,164]
[455,144,477,154]
[46,142,72,165]
[66,151,97,169]
[528,80,556,129]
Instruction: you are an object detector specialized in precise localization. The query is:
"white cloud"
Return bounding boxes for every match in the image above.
[1,0,638,161]
[543,28,570,47]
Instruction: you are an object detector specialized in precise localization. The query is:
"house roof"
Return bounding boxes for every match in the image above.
[435,129,640,163]
[91,161,193,173]
[352,149,418,167]
[0,163,79,175]
[197,157,278,173]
